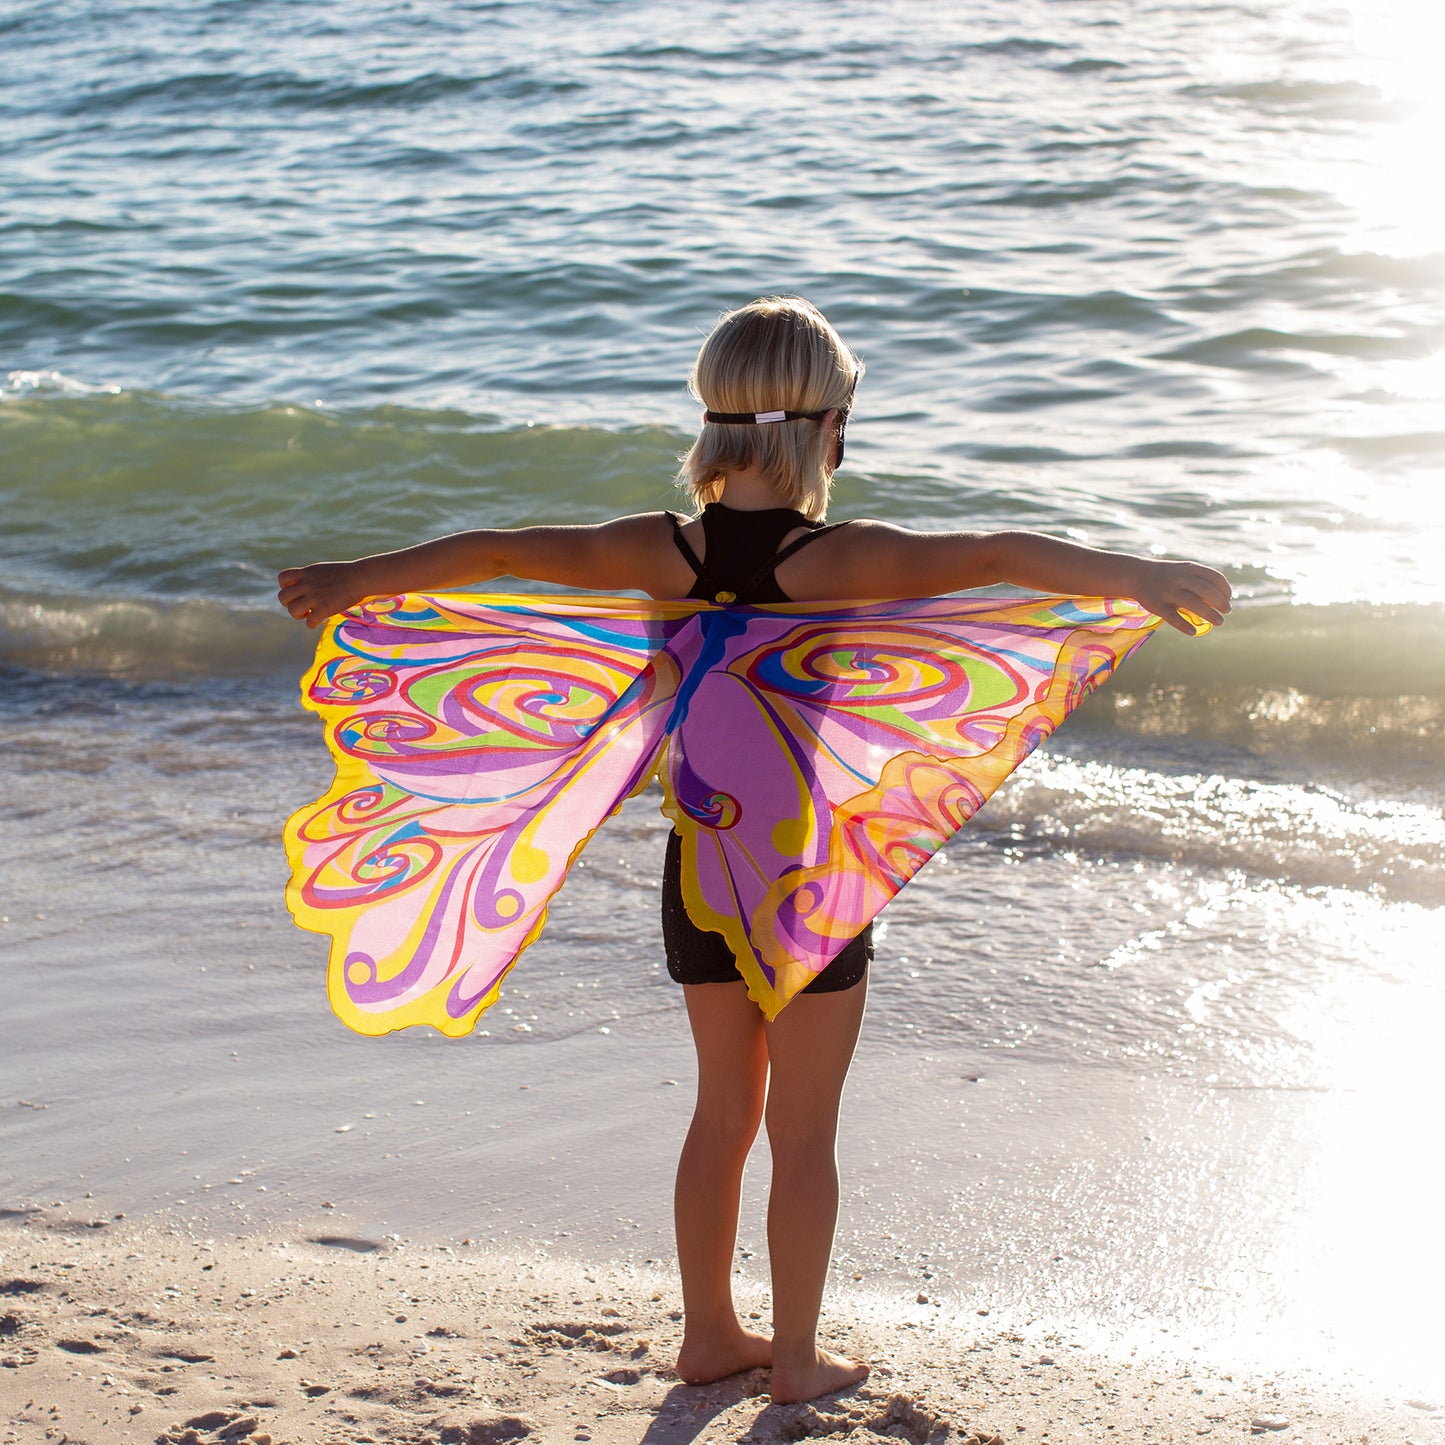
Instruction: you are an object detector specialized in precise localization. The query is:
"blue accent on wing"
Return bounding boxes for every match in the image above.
[665,609,747,731]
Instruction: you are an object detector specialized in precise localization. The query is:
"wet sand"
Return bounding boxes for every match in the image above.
[2,1210,1440,1445]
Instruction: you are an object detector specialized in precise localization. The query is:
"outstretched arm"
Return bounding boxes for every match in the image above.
[833,524,1232,634]
[277,514,665,628]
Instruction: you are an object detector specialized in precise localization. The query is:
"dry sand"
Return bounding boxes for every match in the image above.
[3,1211,1441,1445]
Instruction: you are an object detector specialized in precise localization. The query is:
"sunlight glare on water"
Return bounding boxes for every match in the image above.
[1325,1,1445,594]
[1171,0,1445,607]
[1271,897,1445,1395]
[1338,0,1445,257]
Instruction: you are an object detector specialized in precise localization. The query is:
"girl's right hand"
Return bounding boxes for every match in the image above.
[1127,557,1233,635]
[277,560,370,629]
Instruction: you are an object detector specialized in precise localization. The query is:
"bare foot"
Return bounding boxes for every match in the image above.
[769,1346,869,1404]
[675,1325,772,1385]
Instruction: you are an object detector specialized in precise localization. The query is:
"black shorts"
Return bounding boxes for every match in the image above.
[661,831,871,992]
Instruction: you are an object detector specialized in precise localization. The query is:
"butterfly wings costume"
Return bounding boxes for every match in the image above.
[284,592,1160,1036]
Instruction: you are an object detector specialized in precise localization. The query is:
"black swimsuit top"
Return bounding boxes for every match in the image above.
[668,503,851,605]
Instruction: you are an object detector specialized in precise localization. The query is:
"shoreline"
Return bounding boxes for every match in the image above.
[3,1210,1440,1445]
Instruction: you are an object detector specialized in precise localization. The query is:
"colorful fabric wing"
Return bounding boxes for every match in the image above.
[658,597,1159,1016]
[285,592,1160,1035]
[284,593,698,1036]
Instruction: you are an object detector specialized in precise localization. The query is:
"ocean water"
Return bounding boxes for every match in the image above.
[3,0,1443,1405]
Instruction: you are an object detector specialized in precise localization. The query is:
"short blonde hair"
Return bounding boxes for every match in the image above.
[676,296,862,519]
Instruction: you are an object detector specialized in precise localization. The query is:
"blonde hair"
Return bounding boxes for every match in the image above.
[676,296,862,519]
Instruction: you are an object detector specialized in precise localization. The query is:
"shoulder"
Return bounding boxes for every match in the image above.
[828,519,993,559]
[811,518,927,563]
[618,509,686,534]
[825,518,907,542]
[583,510,699,598]
[583,510,685,550]
[818,518,936,560]
[776,519,999,601]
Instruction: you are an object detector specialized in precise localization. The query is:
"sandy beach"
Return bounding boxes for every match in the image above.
[2,1208,1440,1445]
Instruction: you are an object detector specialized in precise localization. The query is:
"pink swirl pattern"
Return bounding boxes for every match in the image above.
[284,592,1159,1034]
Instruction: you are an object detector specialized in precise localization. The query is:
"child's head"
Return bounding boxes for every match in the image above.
[677,296,863,518]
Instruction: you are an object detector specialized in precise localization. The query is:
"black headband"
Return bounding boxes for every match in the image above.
[701,407,833,425]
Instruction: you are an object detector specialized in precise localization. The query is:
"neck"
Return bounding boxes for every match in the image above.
[714,467,827,519]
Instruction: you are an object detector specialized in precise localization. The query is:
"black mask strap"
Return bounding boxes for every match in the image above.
[703,373,857,469]
[701,408,832,424]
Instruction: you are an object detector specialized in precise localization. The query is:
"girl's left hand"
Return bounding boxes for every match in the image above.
[1130,558,1233,635]
[277,560,370,628]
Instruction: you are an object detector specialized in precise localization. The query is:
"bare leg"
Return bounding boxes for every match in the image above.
[763,979,870,1404]
[673,981,773,1384]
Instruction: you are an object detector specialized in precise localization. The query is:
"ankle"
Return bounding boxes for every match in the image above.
[768,1336,820,1369]
[682,1310,747,1341]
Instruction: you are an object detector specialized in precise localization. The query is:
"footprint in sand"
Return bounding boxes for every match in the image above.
[0,1279,48,1296]
[601,1367,643,1385]
[308,1235,383,1252]
[437,1419,532,1444]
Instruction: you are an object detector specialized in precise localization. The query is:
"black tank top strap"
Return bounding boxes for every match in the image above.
[738,519,854,598]
[666,510,713,587]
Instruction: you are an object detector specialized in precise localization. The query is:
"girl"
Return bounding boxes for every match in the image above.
[278,296,1231,1405]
